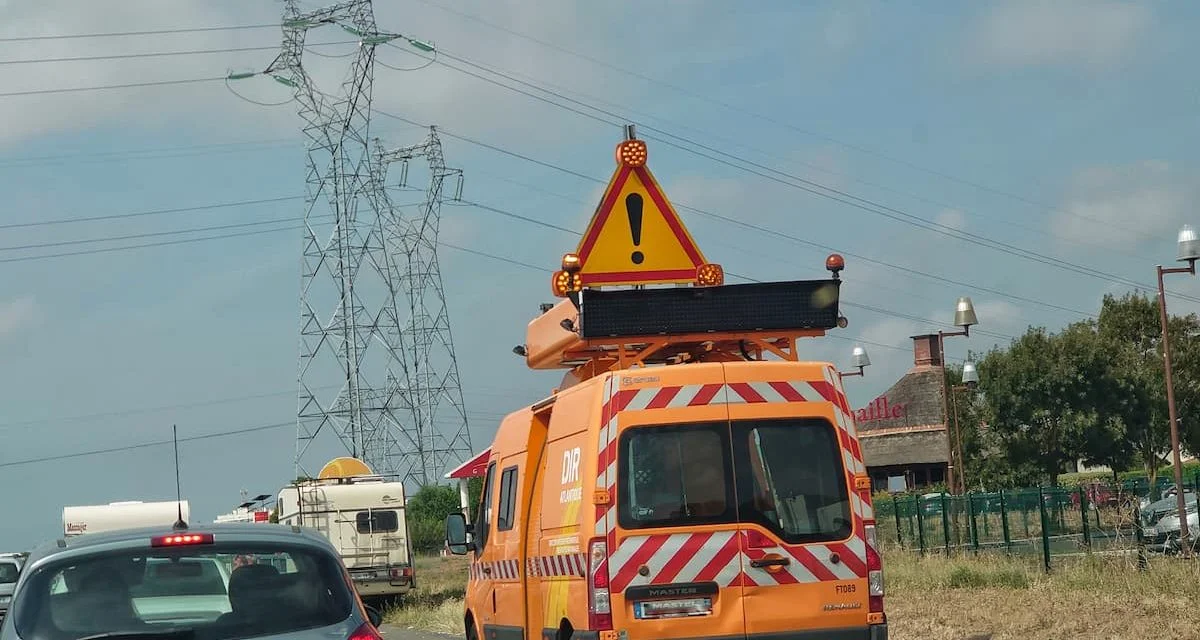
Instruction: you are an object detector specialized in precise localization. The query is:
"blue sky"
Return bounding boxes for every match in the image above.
[2,0,1198,549]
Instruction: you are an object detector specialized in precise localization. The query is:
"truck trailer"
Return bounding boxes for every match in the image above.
[62,500,190,537]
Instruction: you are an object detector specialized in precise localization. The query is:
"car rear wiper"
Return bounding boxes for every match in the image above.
[77,629,196,640]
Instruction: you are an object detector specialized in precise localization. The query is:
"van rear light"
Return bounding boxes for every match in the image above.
[389,566,412,579]
[348,621,384,640]
[151,533,214,547]
[587,537,613,630]
[863,522,885,624]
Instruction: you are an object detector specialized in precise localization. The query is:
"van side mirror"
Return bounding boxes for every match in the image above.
[445,512,471,555]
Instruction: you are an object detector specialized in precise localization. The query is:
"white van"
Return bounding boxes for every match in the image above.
[277,476,414,600]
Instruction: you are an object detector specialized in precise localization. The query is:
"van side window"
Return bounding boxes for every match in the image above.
[476,463,497,550]
[496,466,519,531]
[617,422,734,529]
[733,418,853,543]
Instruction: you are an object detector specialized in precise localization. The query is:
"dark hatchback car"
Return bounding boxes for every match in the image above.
[0,522,384,640]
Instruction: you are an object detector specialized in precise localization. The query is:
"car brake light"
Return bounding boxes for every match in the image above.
[863,522,884,624]
[150,533,214,547]
[348,621,384,640]
[587,537,612,630]
[389,567,412,579]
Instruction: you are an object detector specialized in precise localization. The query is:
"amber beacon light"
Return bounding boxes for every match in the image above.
[616,140,648,167]
[551,253,584,297]
[696,263,724,286]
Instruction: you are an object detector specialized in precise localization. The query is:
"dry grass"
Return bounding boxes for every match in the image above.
[384,550,1200,638]
[885,550,1200,639]
[382,555,469,633]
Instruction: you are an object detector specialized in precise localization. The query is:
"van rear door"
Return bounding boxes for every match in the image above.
[608,373,745,640]
[722,361,871,636]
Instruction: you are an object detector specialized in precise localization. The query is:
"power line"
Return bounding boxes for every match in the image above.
[0,76,225,99]
[409,45,1140,259]
[0,215,308,252]
[0,421,293,469]
[409,47,1177,300]
[412,0,1146,239]
[0,195,303,230]
[0,223,301,264]
[0,140,297,170]
[374,109,1091,318]
[0,23,279,43]
[0,41,355,66]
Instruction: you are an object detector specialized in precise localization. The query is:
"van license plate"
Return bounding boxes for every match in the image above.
[634,597,712,619]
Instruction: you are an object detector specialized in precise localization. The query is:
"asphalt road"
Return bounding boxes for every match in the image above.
[378,625,456,640]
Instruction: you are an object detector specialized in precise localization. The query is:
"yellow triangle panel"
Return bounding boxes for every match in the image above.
[575,162,706,287]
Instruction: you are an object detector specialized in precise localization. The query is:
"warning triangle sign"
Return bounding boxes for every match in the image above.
[574,141,708,287]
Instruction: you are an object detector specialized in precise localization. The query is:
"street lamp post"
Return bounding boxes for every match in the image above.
[951,361,980,493]
[939,297,979,495]
[1157,224,1199,557]
[839,345,872,378]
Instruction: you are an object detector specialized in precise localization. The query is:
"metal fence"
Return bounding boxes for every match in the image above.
[871,479,1195,571]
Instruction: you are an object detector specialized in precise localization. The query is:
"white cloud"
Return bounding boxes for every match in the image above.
[1051,160,1197,251]
[0,0,693,151]
[935,208,967,232]
[0,296,38,337]
[964,0,1150,70]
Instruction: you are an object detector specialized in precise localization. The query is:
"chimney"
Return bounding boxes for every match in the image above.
[911,334,943,367]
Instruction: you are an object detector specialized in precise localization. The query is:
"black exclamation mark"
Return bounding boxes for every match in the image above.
[626,193,644,264]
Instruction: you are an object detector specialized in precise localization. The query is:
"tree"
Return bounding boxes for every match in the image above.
[1097,292,1200,492]
[407,484,461,523]
[975,322,1114,484]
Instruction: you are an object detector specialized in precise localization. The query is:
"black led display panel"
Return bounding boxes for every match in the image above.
[578,280,841,338]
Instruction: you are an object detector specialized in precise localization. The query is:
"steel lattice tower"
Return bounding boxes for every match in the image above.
[372,127,473,487]
[266,0,407,479]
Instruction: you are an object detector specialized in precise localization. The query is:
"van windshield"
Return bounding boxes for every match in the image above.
[13,543,353,640]
[619,418,853,543]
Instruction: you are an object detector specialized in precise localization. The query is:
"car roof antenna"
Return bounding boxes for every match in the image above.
[172,424,188,531]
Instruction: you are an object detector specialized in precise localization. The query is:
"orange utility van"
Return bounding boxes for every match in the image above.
[445,131,887,640]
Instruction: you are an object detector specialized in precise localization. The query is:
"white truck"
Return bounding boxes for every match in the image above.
[276,475,414,601]
[62,501,190,537]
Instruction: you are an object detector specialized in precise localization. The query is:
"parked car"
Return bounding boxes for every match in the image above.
[1141,492,1198,554]
[0,522,384,640]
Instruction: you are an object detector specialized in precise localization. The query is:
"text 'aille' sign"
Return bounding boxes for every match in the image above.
[855,396,907,423]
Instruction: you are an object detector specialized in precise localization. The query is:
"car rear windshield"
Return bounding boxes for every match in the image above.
[619,418,854,543]
[13,541,353,640]
[0,560,18,584]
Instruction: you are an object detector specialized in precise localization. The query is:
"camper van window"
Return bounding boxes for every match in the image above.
[355,510,399,534]
[476,462,496,549]
[0,560,18,583]
[732,418,853,543]
[618,422,735,529]
[497,466,518,531]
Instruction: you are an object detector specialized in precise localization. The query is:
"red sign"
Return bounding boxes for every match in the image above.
[855,396,906,423]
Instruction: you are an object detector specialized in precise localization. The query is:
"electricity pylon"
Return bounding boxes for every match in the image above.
[372,127,473,487]
[262,0,409,479]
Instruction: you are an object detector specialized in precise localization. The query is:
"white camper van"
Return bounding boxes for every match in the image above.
[62,500,189,537]
[277,475,414,600]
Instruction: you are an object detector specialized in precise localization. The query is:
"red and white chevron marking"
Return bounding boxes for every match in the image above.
[468,559,521,582]
[526,553,587,578]
[608,531,742,592]
[592,372,877,591]
[607,530,869,592]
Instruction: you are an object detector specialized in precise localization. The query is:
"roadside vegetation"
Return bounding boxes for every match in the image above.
[383,550,1200,639]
